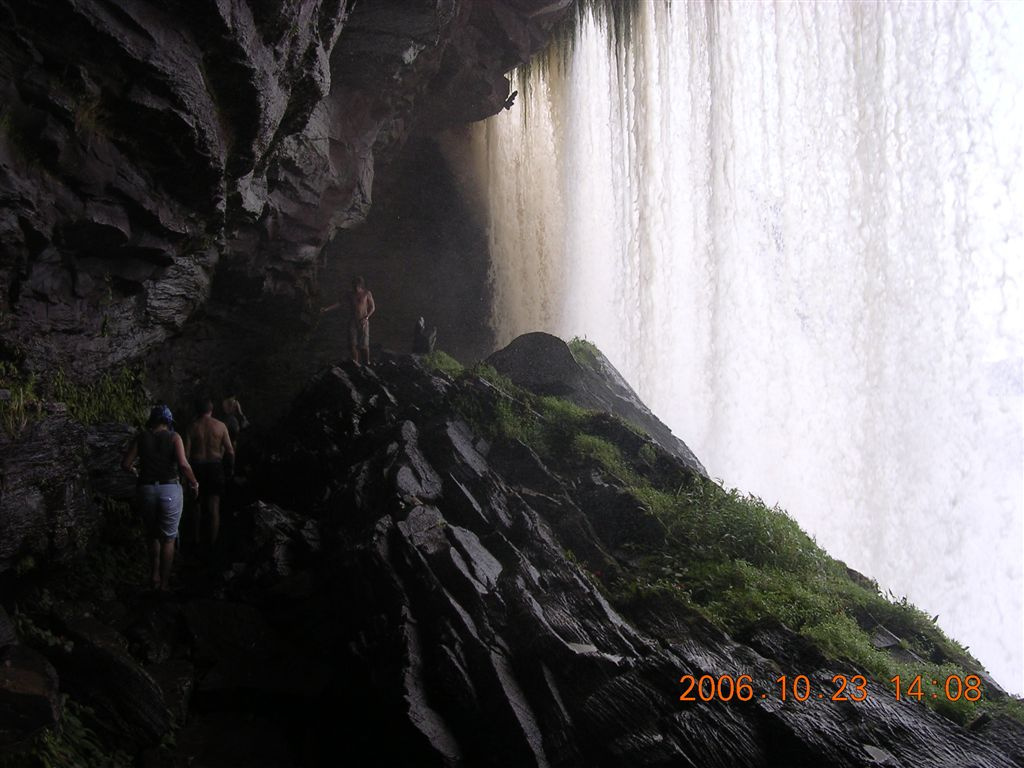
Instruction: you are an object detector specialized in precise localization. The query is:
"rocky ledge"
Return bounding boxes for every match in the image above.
[1,335,1021,767]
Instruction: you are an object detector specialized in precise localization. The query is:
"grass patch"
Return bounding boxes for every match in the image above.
[0,361,41,436]
[471,362,516,391]
[611,473,1016,721]
[800,613,892,678]
[0,362,148,435]
[4,698,134,768]
[572,433,631,477]
[50,365,148,425]
[568,336,601,369]
[451,360,633,464]
[422,350,464,378]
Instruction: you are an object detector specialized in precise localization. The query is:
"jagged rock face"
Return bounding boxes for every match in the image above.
[3,351,1023,765]
[0,0,566,382]
[241,357,1021,767]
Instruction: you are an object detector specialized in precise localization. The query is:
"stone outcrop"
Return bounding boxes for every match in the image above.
[487,332,706,475]
[0,0,568,388]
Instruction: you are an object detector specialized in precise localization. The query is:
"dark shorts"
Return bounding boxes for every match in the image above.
[194,461,226,499]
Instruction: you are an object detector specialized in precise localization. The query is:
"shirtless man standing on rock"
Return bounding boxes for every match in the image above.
[321,276,375,365]
[186,398,234,551]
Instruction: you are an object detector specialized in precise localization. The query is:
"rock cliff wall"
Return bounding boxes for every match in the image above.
[0,0,566,391]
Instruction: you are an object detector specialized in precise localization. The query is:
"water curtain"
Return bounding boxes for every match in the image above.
[472,1,1024,692]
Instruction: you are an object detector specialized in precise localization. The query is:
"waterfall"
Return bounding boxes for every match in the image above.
[472,1,1024,693]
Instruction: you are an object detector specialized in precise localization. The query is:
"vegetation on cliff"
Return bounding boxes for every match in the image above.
[0,361,148,437]
[425,345,1023,727]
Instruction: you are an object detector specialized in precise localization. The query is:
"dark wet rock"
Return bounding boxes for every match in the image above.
[223,356,1021,767]
[0,414,96,573]
[487,332,707,475]
[45,607,171,747]
[371,350,454,411]
[224,501,321,588]
[486,330,588,396]
[969,715,1024,765]
[145,658,194,727]
[0,415,143,576]
[488,436,565,496]
[123,600,187,666]
[149,711,294,768]
[83,422,138,501]
[181,599,275,668]
[0,605,17,648]
[388,420,444,505]
[0,644,61,751]
[577,471,669,552]
[870,623,926,666]
[181,599,288,712]
[737,617,831,672]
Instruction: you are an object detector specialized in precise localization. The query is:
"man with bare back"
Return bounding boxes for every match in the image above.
[186,397,234,550]
[321,276,375,365]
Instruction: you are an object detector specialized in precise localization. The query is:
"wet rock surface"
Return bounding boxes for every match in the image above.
[0,0,567,402]
[0,414,99,573]
[4,350,1020,766]
[0,644,61,751]
[47,604,171,748]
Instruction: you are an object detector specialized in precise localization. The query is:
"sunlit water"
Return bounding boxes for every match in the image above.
[470,1,1024,693]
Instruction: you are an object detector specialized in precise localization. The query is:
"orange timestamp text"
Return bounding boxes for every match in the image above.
[678,673,983,703]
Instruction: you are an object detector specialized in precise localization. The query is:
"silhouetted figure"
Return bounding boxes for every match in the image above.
[222,395,249,448]
[412,316,437,354]
[122,405,198,591]
[503,89,518,110]
[186,398,234,551]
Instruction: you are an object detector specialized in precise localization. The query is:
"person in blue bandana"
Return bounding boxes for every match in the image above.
[121,405,199,592]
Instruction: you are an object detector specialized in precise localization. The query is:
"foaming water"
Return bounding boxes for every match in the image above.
[472,1,1024,693]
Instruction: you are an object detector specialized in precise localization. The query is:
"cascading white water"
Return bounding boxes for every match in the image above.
[471,1,1024,693]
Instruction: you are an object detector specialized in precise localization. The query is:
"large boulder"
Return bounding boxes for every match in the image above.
[487,332,706,475]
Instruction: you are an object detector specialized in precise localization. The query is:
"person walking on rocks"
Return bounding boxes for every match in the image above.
[321,276,376,365]
[186,397,235,551]
[122,405,199,592]
[221,394,248,449]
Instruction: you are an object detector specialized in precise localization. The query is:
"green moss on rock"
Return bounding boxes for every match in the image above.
[433,341,1022,726]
